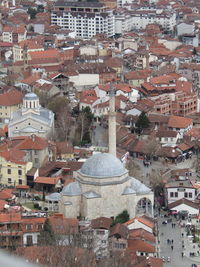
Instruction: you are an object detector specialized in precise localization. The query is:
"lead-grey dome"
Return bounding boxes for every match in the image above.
[61,181,82,196]
[80,153,126,177]
[24,92,39,101]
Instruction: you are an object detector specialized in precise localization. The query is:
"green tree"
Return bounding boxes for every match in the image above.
[113,210,130,225]
[37,5,44,13]
[39,218,55,245]
[27,7,37,19]
[135,111,150,133]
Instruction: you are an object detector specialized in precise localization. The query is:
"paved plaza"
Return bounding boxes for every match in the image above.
[158,214,200,267]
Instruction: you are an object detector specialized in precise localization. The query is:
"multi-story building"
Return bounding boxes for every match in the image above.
[115,9,133,35]
[13,40,44,63]
[2,26,27,44]
[152,91,198,116]
[0,149,32,186]
[0,88,23,125]
[130,9,176,33]
[51,1,115,38]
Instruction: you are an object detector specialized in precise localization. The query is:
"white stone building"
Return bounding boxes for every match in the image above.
[59,153,154,220]
[8,92,54,138]
[51,2,115,38]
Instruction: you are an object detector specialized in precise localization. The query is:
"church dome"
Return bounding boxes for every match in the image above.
[24,92,39,101]
[80,153,126,178]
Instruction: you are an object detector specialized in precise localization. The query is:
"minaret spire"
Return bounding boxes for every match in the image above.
[108,82,116,157]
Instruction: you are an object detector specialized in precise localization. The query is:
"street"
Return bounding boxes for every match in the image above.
[158,214,199,267]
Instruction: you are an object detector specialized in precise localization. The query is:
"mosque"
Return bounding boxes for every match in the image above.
[58,86,154,220]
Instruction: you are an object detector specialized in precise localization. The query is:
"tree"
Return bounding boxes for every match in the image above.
[37,5,44,13]
[143,136,160,160]
[148,169,164,193]
[126,159,140,178]
[113,210,130,225]
[135,111,149,133]
[27,7,37,19]
[75,107,94,145]
[39,218,55,245]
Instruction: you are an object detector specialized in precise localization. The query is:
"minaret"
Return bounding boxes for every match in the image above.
[108,82,116,157]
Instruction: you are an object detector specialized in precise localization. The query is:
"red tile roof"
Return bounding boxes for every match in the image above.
[15,135,49,150]
[0,189,14,200]
[128,239,155,253]
[0,212,21,223]
[0,89,23,106]
[34,176,60,185]
[168,115,193,128]
[0,149,27,165]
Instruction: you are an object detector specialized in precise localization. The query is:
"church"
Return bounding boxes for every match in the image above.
[59,85,154,220]
[8,92,54,138]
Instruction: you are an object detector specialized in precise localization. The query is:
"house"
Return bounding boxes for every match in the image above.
[13,39,44,62]
[0,148,32,186]
[124,69,151,87]
[164,179,197,205]
[109,223,128,251]
[0,88,23,125]
[128,239,156,257]
[0,212,23,248]
[56,142,74,160]
[11,135,54,168]
[124,215,155,234]
[2,25,27,43]
[168,198,199,216]
[21,216,46,246]
[48,213,78,241]
[168,115,193,138]
[34,176,62,192]
[156,130,179,145]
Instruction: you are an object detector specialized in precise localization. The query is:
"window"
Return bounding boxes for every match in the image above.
[37,224,43,230]
[8,178,12,184]
[170,192,174,197]
[184,192,188,198]
[18,179,22,185]
[26,235,33,246]
[189,192,192,198]
[175,192,178,197]
[96,230,105,235]
[26,224,33,230]
[18,169,22,175]
[7,169,11,174]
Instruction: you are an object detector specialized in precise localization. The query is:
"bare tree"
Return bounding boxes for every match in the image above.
[126,159,140,177]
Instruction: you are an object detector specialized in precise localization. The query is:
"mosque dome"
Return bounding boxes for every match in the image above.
[24,92,39,101]
[80,153,127,178]
[61,182,82,196]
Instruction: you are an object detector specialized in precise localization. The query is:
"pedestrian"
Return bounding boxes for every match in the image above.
[181,252,184,257]
[171,245,173,250]
[182,233,184,237]
[171,239,173,244]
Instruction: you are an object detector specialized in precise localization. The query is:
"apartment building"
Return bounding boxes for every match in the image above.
[2,26,27,44]
[153,92,197,116]
[51,1,115,38]
[115,9,133,35]
[130,9,176,32]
